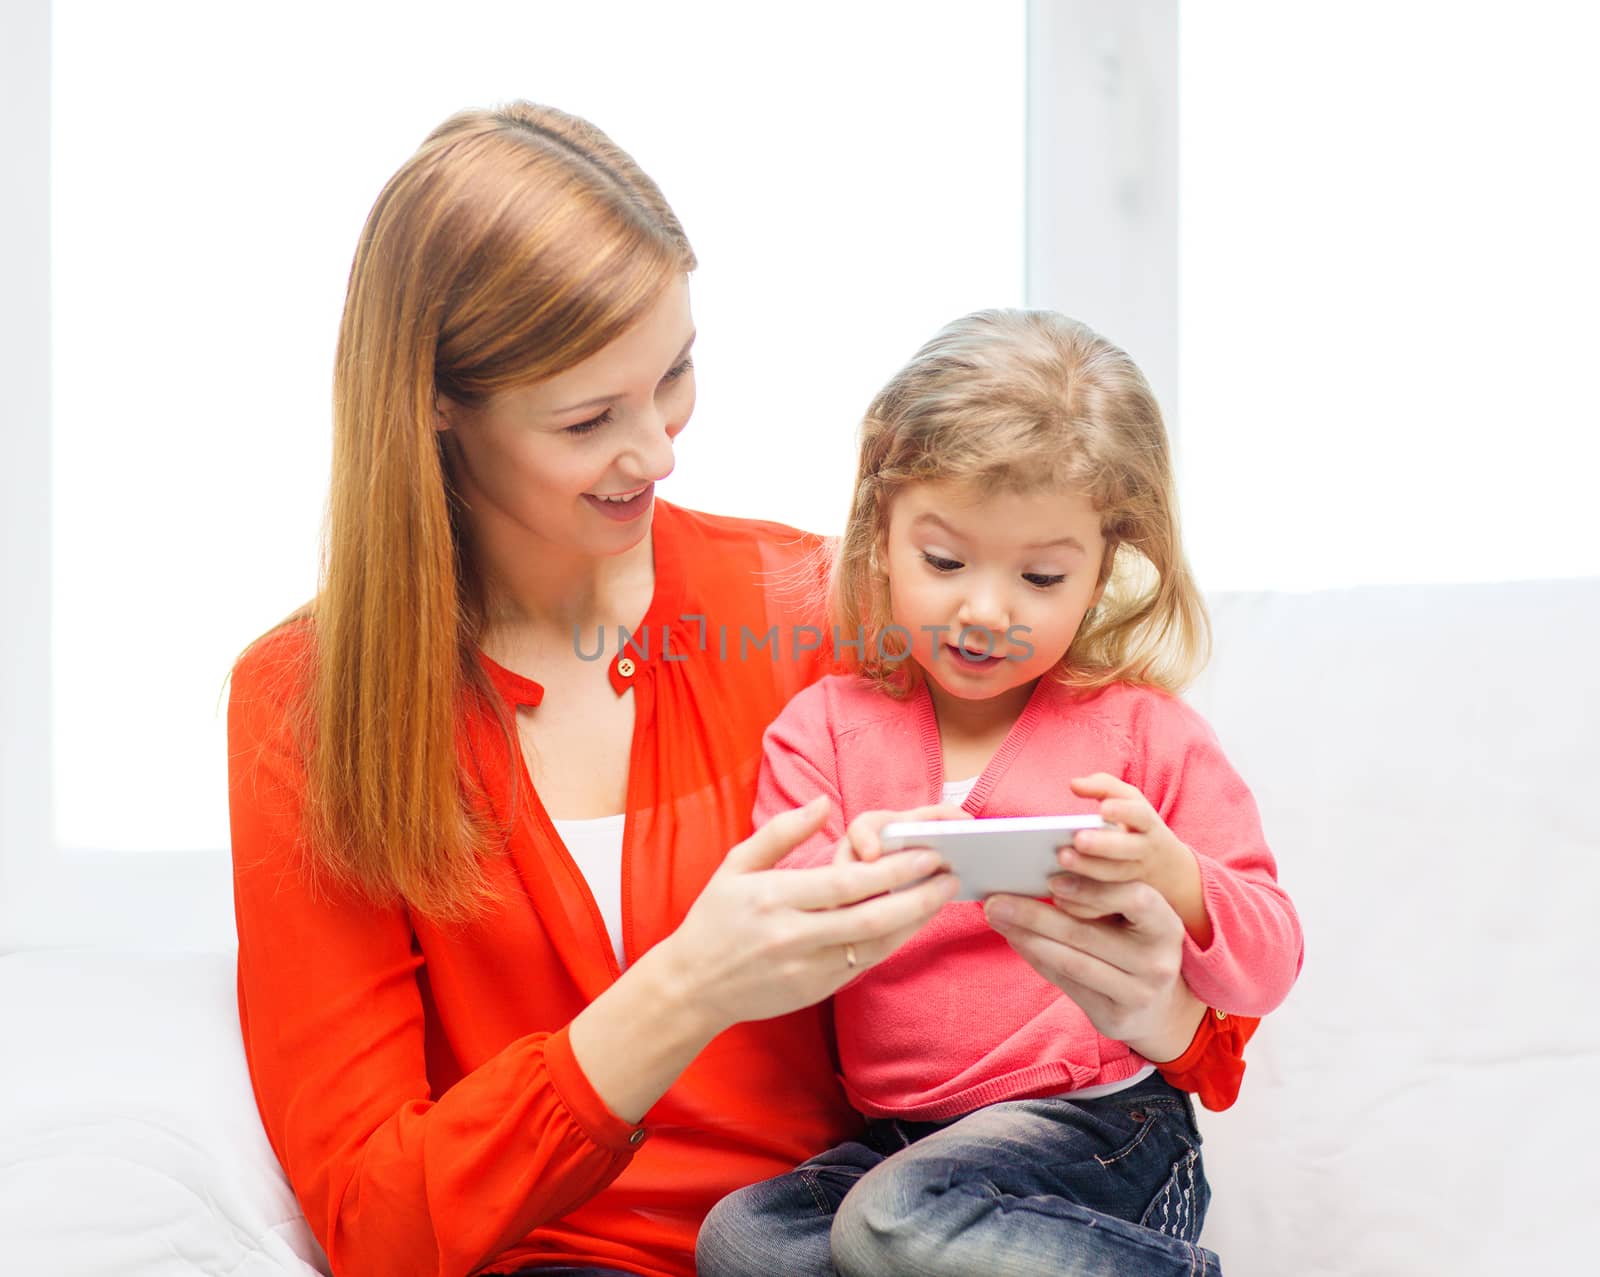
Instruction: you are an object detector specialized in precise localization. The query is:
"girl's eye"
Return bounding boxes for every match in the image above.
[922,552,962,572]
[1023,572,1066,588]
[565,408,614,436]
[661,357,694,384]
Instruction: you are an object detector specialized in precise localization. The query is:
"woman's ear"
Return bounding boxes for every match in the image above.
[433,392,455,434]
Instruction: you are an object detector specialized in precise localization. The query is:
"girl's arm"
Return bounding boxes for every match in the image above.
[1067,695,1305,1018]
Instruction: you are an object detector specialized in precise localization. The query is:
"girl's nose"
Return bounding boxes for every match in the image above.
[955,587,1009,641]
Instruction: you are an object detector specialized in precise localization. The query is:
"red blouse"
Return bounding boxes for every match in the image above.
[227,500,1253,1277]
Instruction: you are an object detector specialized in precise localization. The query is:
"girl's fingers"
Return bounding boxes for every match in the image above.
[1069,773,1140,803]
[1069,828,1151,860]
[1093,796,1155,835]
[847,803,971,862]
[1055,852,1143,884]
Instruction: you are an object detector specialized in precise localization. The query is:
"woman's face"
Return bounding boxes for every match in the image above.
[437,275,696,563]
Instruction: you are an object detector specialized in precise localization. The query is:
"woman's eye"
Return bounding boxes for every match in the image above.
[1023,572,1066,588]
[661,357,694,384]
[922,553,963,572]
[565,408,614,436]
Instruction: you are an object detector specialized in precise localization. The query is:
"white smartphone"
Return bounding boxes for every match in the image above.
[879,815,1109,901]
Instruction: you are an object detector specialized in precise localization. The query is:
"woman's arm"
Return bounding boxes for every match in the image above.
[569,800,958,1122]
[981,874,1258,1108]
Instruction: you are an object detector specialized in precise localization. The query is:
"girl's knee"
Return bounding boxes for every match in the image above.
[830,1166,943,1277]
[694,1187,768,1277]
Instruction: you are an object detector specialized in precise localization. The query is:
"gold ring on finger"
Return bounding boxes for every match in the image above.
[843,942,858,970]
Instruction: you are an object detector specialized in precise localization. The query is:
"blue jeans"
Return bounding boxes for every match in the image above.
[696,1072,1221,1277]
[493,1268,637,1275]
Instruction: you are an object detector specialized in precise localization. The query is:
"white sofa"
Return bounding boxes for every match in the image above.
[4,579,1597,1276]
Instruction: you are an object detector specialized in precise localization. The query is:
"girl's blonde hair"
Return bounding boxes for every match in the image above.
[833,309,1209,697]
[237,102,695,921]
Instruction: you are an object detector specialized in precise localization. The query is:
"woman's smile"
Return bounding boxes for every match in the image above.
[584,481,655,521]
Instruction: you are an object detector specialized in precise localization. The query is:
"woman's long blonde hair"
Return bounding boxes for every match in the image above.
[237,103,694,921]
[833,310,1209,698]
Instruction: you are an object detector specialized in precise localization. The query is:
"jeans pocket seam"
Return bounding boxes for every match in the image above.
[1093,1111,1158,1167]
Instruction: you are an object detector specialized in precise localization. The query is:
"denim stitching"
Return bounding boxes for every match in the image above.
[1183,1146,1199,1242]
[1093,1111,1158,1167]
[1176,1150,1190,1238]
[799,1169,831,1216]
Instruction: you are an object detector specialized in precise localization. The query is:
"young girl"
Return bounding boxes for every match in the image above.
[696,311,1303,1277]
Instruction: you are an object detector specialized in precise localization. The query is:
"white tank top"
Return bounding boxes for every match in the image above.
[549,813,627,968]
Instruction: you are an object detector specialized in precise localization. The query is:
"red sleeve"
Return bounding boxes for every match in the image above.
[227,634,642,1277]
[1153,1008,1260,1112]
[755,682,847,871]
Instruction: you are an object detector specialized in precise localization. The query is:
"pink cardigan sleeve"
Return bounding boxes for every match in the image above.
[1133,693,1305,1017]
[754,682,848,871]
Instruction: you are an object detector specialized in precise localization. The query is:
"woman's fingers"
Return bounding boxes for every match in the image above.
[723,797,832,873]
[986,885,1179,978]
[796,873,960,978]
[1049,875,1182,940]
[783,848,951,911]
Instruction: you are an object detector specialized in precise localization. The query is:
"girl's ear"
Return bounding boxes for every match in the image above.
[869,530,890,578]
[433,393,455,434]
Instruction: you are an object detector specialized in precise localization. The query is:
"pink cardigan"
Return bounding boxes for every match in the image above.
[759,673,1303,1121]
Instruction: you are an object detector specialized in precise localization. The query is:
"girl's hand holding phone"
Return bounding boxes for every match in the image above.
[1063,773,1212,946]
[833,803,972,868]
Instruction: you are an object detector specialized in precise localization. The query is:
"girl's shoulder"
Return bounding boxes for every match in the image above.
[1057,679,1220,752]
[770,671,909,737]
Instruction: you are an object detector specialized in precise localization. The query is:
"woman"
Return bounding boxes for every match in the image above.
[227,102,1249,1277]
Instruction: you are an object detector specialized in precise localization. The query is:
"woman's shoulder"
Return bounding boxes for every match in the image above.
[655,499,832,627]
[229,613,317,706]
[656,499,830,563]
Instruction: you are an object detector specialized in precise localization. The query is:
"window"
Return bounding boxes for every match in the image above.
[5,1,1026,947]
[1178,1,1600,590]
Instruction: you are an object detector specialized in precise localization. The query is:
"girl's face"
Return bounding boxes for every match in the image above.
[435,275,696,563]
[883,478,1108,711]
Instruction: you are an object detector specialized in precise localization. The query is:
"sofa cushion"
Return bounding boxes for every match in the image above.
[1188,578,1600,1274]
[0,948,327,1275]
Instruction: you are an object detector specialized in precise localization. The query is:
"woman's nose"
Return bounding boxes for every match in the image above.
[625,406,678,483]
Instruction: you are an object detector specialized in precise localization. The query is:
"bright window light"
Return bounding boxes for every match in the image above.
[1180,2,1600,592]
[50,1,1025,852]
